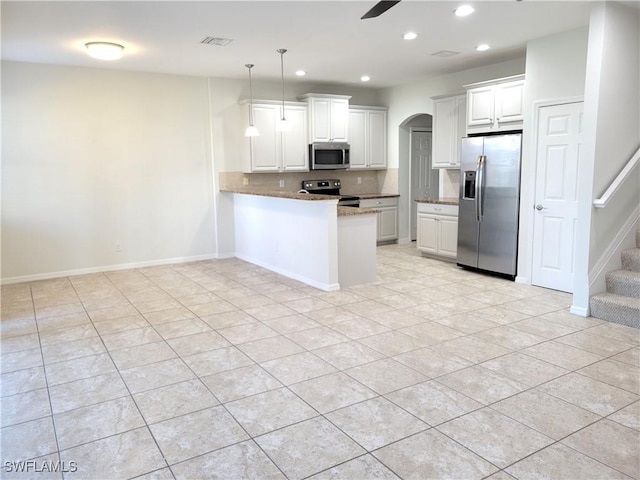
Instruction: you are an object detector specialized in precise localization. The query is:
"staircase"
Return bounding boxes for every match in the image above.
[590,229,640,328]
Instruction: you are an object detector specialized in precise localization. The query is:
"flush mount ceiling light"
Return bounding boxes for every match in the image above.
[360,75,371,82]
[244,64,260,137]
[276,48,290,132]
[454,5,475,17]
[295,70,307,77]
[403,32,418,40]
[476,43,491,51]
[85,42,125,61]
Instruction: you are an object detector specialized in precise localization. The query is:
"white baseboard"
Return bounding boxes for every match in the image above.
[1,253,218,285]
[515,275,530,285]
[570,305,589,317]
[235,253,340,292]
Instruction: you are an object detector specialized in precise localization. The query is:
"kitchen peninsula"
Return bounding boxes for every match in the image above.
[221,188,378,291]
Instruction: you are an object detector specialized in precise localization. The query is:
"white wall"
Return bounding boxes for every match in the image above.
[1,62,215,281]
[574,2,640,313]
[517,27,589,285]
[380,58,526,242]
[1,61,387,279]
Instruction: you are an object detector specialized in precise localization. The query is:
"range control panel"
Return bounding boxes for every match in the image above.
[302,179,341,191]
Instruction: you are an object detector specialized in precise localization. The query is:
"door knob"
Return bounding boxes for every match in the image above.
[535,204,546,211]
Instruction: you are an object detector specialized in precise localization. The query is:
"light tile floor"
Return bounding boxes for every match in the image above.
[1,244,639,480]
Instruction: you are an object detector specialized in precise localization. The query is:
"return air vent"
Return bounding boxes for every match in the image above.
[431,50,460,57]
[200,37,233,46]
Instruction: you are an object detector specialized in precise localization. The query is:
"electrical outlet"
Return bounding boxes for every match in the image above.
[357,176,362,185]
[279,179,285,188]
[115,242,122,252]
[242,177,249,186]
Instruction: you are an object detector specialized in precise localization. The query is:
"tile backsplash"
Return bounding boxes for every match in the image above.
[219,169,399,195]
[441,169,461,199]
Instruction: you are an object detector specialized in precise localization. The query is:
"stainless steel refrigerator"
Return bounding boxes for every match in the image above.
[457,133,522,278]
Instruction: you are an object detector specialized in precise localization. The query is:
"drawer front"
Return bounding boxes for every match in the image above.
[360,197,398,208]
[417,203,458,216]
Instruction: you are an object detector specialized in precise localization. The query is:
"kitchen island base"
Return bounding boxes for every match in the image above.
[226,191,377,291]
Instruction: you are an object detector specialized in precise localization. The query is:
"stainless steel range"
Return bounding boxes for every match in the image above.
[301,179,360,207]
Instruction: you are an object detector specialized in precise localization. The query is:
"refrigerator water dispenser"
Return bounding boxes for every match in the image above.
[463,171,476,199]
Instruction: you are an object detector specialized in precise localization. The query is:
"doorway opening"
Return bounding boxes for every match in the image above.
[401,114,437,241]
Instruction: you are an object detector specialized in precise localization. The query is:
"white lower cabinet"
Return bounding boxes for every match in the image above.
[417,203,458,259]
[360,197,398,244]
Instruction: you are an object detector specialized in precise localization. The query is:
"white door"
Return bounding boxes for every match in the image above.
[532,101,583,292]
[410,129,436,240]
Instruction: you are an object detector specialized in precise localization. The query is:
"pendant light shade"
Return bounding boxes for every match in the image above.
[276,48,291,132]
[244,64,260,137]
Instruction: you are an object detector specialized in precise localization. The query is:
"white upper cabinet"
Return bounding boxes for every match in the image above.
[431,93,466,169]
[349,106,388,170]
[241,100,309,173]
[465,75,525,134]
[280,106,309,171]
[466,86,495,128]
[299,94,351,143]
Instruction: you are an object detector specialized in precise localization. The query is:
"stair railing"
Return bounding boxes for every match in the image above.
[593,146,640,209]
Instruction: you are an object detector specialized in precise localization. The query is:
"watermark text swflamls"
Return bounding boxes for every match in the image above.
[4,460,78,473]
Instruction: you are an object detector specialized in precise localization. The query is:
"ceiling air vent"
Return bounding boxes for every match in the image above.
[200,37,233,46]
[431,50,460,57]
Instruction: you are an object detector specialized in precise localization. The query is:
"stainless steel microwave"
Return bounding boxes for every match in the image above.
[309,142,350,170]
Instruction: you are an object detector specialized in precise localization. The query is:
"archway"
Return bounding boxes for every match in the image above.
[399,113,437,241]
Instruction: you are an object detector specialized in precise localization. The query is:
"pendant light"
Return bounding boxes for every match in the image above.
[244,64,260,137]
[276,48,291,132]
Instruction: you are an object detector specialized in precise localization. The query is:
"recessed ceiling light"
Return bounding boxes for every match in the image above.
[403,32,418,40]
[85,42,125,61]
[454,5,475,17]
[476,44,490,51]
[295,70,306,76]
[360,75,371,82]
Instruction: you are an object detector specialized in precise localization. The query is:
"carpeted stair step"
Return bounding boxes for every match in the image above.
[606,270,640,298]
[590,292,640,328]
[621,248,640,272]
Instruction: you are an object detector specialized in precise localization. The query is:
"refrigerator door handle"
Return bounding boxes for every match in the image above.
[478,155,486,220]
[475,155,484,221]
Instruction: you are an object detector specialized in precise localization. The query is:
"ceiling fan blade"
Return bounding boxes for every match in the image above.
[361,0,401,19]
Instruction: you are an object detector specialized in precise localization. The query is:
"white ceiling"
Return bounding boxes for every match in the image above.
[2,1,593,88]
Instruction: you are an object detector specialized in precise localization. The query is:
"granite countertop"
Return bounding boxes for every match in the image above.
[221,187,400,202]
[338,206,379,217]
[349,193,400,199]
[415,197,459,205]
[220,187,336,201]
